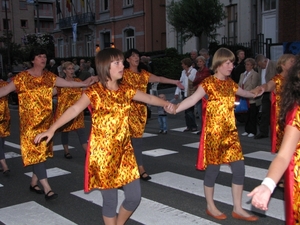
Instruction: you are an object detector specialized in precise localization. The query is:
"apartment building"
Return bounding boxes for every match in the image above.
[0,0,54,48]
[53,0,166,58]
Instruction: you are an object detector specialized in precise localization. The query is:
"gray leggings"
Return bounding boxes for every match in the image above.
[32,162,47,180]
[0,137,5,160]
[100,179,141,218]
[204,160,245,187]
[131,138,143,166]
[61,128,87,145]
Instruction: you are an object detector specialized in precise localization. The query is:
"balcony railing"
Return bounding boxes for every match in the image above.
[59,12,95,29]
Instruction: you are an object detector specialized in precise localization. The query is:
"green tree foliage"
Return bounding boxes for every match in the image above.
[167,0,226,43]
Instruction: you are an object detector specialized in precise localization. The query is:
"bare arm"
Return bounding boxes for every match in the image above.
[171,85,206,114]
[236,86,264,98]
[149,73,184,89]
[261,80,275,93]
[0,81,16,98]
[55,76,96,88]
[34,94,90,144]
[133,90,173,108]
[248,125,300,210]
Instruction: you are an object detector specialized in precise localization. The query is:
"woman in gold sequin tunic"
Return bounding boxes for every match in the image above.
[0,48,95,200]
[249,56,300,225]
[55,61,90,159]
[259,54,296,153]
[166,48,262,221]
[122,48,183,181]
[0,80,10,175]
[34,48,174,224]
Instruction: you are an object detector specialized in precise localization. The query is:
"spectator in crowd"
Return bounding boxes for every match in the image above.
[157,94,168,134]
[254,54,277,139]
[34,48,174,224]
[199,48,213,70]
[140,56,153,73]
[174,58,198,132]
[72,58,80,73]
[57,60,65,78]
[248,56,300,224]
[231,49,246,83]
[190,49,199,70]
[166,48,262,221]
[86,60,95,76]
[76,63,91,81]
[238,58,261,138]
[193,56,211,135]
[123,48,183,181]
[47,59,59,76]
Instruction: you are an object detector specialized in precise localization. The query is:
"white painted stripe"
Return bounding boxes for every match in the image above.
[5,141,74,151]
[244,151,276,162]
[0,183,3,187]
[72,189,220,225]
[183,142,199,148]
[143,148,178,157]
[0,201,76,225]
[4,151,21,158]
[25,167,71,178]
[143,132,157,138]
[220,164,268,181]
[150,171,284,220]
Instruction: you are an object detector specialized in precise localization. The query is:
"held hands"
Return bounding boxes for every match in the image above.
[175,80,184,90]
[247,184,271,211]
[83,76,99,86]
[164,103,180,115]
[34,129,55,145]
[250,86,264,97]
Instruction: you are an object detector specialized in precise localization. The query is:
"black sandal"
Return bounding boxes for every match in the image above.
[64,153,72,159]
[140,172,151,181]
[3,169,10,176]
[30,184,44,194]
[45,190,58,201]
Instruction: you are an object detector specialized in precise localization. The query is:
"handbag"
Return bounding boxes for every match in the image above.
[234,96,249,113]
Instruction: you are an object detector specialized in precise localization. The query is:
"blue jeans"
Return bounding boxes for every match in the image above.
[158,115,167,131]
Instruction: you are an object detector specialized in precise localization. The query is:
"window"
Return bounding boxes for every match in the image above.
[86,35,92,57]
[2,0,9,10]
[58,39,64,58]
[103,32,110,48]
[3,19,10,30]
[263,0,276,11]
[19,0,27,9]
[227,4,237,45]
[124,0,133,7]
[21,20,28,28]
[125,29,135,51]
[71,37,77,57]
[101,0,109,11]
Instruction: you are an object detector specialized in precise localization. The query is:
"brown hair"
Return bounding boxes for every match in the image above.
[211,48,235,73]
[276,54,296,73]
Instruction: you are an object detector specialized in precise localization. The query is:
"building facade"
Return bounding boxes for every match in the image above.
[0,0,54,48]
[53,0,166,58]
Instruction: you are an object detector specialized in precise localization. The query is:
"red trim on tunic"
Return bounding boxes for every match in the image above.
[196,97,207,170]
[270,92,277,153]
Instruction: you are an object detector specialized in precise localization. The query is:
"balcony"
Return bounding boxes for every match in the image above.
[59,12,95,29]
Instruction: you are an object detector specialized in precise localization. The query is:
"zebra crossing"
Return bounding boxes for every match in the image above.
[0,128,285,225]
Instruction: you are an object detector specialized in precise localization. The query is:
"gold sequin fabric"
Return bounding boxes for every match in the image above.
[271,74,284,152]
[13,71,56,166]
[122,69,150,137]
[55,78,84,132]
[0,81,10,137]
[200,76,244,166]
[285,105,300,224]
[83,83,139,190]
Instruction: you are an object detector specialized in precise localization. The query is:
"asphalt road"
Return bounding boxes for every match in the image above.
[0,104,285,225]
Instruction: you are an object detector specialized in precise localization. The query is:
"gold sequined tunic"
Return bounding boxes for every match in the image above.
[13,71,56,166]
[270,74,284,153]
[122,69,150,137]
[55,78,84,132]
[0,81,10,137]
[84,83,139,191]
[197,76,244,169]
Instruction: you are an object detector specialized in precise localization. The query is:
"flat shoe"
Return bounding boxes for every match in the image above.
[232,211,258,221]
[64,152,72,159]
[183,128,190,132]
[140,172,151,181]
[206,209,227,220]
[30,184,44,194]
[3,169,10,176]
[45,190,58,201]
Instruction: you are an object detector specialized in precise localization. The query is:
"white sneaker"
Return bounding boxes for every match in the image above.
[248,133,255,137]
[241,132,248,136]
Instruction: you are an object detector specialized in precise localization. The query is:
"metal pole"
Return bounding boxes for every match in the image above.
[4,0,10,72]
[36,0,40,33]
